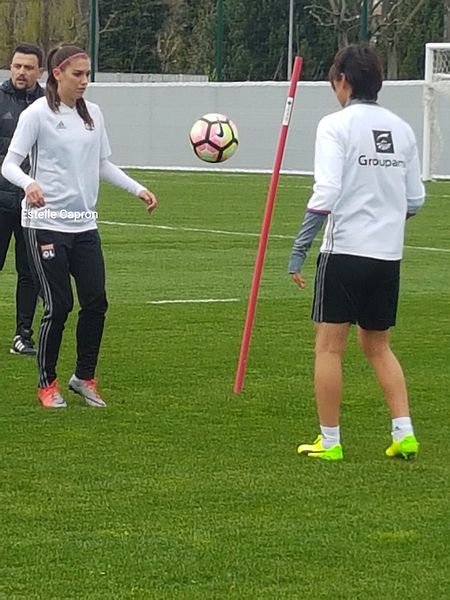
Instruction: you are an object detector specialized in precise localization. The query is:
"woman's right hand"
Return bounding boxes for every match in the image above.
[25,182,45,207]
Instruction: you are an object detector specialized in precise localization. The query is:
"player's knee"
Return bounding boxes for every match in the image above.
[315,336,347,355]
[358,331,389,359]
[314,323,349,355]
[83,292,108,315]
[43,299,73,324]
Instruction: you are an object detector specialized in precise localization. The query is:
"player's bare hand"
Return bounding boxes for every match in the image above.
[139,189,158,215]
[25,182,45,207]
[291,272,306,289]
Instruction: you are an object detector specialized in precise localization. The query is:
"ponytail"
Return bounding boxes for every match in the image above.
[45,47,60,113]
[45,45,94,130]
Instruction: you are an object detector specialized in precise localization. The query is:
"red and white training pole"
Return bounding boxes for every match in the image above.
[233,55,303,394]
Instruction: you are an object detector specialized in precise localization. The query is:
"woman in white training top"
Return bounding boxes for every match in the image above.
[2,45,158,408]
[289,44,425,461]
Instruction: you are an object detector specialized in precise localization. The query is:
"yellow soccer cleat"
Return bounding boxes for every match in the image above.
[297,435,343,461]
[385,434,419,459]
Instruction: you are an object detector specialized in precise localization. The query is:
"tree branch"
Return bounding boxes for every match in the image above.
[99,10,122,35]
[397,0,427,34]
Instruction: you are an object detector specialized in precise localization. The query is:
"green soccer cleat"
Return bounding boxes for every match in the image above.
[385,434,419,459]
[297,435,343,461]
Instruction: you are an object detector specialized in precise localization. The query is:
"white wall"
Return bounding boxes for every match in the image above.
[84,80,449,178]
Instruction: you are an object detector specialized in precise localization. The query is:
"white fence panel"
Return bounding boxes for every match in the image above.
[84,80,447,177]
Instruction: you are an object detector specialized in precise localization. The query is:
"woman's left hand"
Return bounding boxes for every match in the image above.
[138,189,158,215]
[291,272,306,289]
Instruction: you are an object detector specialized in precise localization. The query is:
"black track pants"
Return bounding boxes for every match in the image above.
[25,228,108,387]
[0,210,38,337]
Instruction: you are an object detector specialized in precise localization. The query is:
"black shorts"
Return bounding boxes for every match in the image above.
[312,253,400,331]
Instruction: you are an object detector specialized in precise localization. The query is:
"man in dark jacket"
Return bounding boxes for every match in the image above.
[0,43,44,355]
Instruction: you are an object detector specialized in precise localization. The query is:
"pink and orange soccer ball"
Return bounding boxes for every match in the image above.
[189,113,239,163]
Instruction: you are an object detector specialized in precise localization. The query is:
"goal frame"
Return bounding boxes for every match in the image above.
[422,42,450,181]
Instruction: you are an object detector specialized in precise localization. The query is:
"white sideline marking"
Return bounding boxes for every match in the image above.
[99,220,450,253]
[405,244,450,253]
[147,298,239,305]
[99,219,288,239]
[128,172,450,198]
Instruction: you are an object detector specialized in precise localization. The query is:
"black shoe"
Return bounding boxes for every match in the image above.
[10,335,37,356]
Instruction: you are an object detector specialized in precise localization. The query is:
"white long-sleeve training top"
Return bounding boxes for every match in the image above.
[289,99,425,273]
[1,96,145,232]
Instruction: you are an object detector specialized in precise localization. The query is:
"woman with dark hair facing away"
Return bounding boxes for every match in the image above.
[288,44,425,461]
[2,45,158,408]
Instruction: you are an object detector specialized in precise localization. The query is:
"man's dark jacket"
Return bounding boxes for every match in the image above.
[0,79,44,213]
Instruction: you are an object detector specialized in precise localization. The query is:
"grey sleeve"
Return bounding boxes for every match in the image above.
[288,211,327,273]
[406,194,425,217]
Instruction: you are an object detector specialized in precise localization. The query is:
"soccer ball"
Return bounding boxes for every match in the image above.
[189,113,239,163]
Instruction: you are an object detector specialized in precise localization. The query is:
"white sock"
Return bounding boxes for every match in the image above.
[392,416,414,442]
[320,425,340,449]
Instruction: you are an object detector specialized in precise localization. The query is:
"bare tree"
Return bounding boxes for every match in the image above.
[306,0,429,78]
[156,0,188,73]
[0,2,15,62]
[305,1,361,48]
[372,0,428,78]
[0,0,90,66]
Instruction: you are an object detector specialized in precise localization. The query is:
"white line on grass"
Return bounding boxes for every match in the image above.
[125,172,450,198]
[147,298,240,305]
[99,220,450,253]
[404,244,450,253]
[99,220,287,239]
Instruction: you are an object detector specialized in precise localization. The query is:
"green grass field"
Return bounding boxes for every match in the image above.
[0,171,449,599]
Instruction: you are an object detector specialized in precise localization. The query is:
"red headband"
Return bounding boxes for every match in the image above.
[55,52,89,70]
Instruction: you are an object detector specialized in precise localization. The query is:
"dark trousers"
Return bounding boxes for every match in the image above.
[0,209,38,337]
[24,228,108,388]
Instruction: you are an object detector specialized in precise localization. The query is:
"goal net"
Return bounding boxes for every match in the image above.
[422,43,450,180]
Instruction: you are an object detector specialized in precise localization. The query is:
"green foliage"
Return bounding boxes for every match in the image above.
[223,0,290,80]
[175,0,217,78]
[296,4,339,80]
[94,0,446,80]
[0,1,447,79]
[98,0,168,72]
[399,2,443,79]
